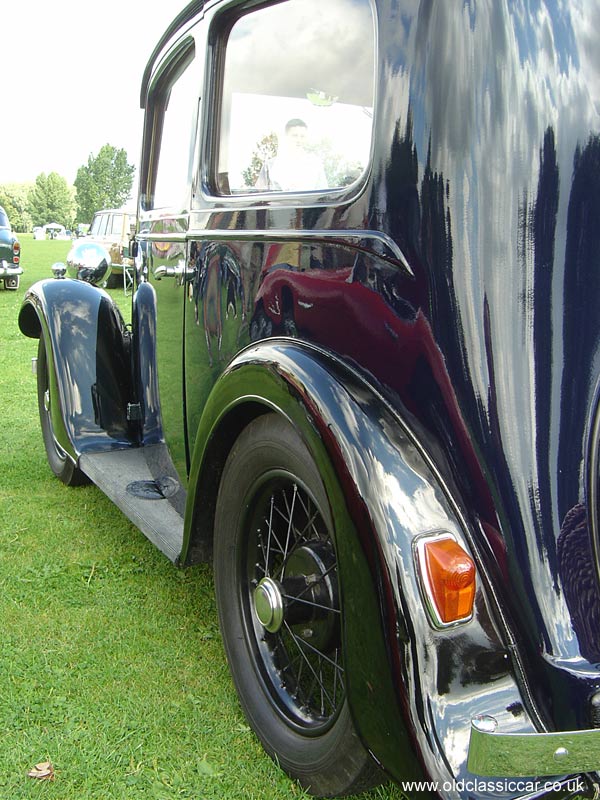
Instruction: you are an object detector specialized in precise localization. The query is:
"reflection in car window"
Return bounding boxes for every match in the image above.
[0,209,9,228]
[152,48,198,210]
[217,0,375,195]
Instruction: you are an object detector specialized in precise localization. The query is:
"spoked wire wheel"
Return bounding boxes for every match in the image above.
[243,472,343,732]
[214,414,380,796]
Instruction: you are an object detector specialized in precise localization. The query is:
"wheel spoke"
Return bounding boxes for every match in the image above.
[296,492,322,540]
[282,620,339,712]
[280,484,297,579]
[247,476,343,729]
[265,494,275,575]
[286,562,337,607]
[281,592,341,615]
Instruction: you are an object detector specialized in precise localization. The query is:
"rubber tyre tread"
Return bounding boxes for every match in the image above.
[214,413,382,797]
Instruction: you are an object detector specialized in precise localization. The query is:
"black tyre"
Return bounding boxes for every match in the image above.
[214,414,381,797]
[37,336,88,486]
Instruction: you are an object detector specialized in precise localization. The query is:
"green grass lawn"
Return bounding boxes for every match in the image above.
[0,237,409,799]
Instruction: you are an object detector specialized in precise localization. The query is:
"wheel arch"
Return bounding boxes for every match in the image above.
[182,339,541,789]
[185,339,485,783]
[19,278,137,457]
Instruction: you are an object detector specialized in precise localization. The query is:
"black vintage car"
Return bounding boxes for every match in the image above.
[18,1,600,798]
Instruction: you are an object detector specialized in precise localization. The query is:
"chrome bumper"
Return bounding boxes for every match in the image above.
[0,260,23,277]
[468,716,600,776]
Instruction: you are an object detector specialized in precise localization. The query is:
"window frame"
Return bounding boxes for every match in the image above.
[197,0,377,207]
[139,35,197,213]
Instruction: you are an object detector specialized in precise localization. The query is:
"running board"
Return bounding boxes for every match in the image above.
[79,445,186,564]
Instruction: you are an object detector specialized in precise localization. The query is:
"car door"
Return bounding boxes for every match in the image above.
[137,27,202,485]
[184,0,377,470]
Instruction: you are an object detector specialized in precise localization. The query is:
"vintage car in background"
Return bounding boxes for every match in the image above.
[18,0,600,797]
[0,206,22,290]
[85,207,134,288]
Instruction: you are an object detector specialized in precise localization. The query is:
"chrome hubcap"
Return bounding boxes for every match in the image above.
[254,576,285,633]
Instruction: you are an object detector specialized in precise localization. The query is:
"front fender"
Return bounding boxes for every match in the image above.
[184,339,542,791]
[19,278,136,455]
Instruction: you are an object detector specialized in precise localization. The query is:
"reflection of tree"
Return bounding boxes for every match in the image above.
[242,133,278,188]
[307,139,363,188]
[559,135,600,517]
[532,127,559,558]
[556,135,600,662]
[190,241,244,366]
[385,110,421,258]
[557,504,600,663]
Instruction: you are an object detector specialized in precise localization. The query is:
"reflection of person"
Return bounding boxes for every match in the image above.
[255,119,327,192]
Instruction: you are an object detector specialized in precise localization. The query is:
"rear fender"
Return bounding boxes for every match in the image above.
[183,339,541,788]
[19,278,136,456]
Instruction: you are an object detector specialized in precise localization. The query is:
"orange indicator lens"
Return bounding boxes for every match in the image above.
[423,537,476,624]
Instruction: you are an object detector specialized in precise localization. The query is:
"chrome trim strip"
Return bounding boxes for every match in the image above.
[186,227,413,275]
[468,718,600,777]
[138,226,413,273]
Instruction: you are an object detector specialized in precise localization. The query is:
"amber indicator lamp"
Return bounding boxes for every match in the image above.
[416,534,476,627]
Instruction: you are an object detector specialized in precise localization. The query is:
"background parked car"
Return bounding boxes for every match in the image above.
[0,206,22,290]
[86,207,134,288]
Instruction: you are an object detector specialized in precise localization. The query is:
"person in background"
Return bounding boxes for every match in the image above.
[256,119,327,192]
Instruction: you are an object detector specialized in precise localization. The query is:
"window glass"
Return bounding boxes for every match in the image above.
[90,214,102,235]
[217,0,375,195]
[97,214,109,236]
[152,47,198,210]
[109,214,124,235]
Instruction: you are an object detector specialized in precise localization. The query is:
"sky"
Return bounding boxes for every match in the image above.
[2,2,180,187]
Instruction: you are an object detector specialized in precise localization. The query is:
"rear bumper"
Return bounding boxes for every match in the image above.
[0,260,23,278]
[468,716,600,776]
[468,716,600,792]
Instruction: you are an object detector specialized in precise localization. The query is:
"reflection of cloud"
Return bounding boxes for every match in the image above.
[225,0,374,105]
[571,0,600,114]
[407,0,599,475]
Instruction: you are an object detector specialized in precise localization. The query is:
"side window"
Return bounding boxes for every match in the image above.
[97,214,109,236]
[216,0,375,195]
[90,214,101,236]
[141,39,198,211]
[109,214,123,235]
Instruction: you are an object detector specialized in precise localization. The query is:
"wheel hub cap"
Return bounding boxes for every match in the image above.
[254,577,285,633]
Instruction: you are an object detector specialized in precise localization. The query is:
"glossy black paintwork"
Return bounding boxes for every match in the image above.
[369,0,600,732]
[19,278,136,454]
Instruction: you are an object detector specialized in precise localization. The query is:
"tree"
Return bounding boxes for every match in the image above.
[74,144,135,223]
[0,183,33,232]
[27,173,75,228]
[242,133,278,188]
